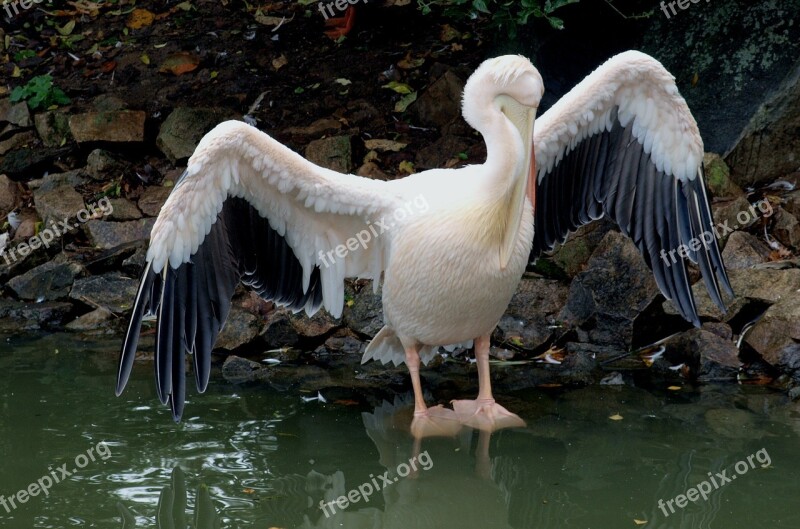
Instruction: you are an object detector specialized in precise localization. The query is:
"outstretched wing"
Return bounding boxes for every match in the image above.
[117,121,402,420]
[531,51,732,325]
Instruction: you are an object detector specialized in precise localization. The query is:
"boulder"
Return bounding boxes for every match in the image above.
[156,107,236,163]
[6,260,83,301]
[69,272,139,313]
[69,110,146,143]
[494,276,569,350]
[34,111,72,147]
[33,186,85,228]
[721,231,771,269]
[410,70,464,128]
[305,136,352,173]
[83,218,156,249]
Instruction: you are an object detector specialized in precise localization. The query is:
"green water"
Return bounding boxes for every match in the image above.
[1,333,798,529]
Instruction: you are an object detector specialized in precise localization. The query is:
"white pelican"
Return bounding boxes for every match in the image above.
[116,51,731,433]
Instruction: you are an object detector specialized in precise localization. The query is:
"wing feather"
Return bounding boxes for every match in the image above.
[117,120,402,419]
[532,51,732,326]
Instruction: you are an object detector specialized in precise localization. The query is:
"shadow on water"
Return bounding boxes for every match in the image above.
[2,334,800,528]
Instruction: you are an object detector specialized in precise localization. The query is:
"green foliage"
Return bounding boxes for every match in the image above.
[9,75,71,110]
[418,0,580,37]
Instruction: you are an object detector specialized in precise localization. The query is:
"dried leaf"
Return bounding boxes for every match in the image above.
[127,8,155,29]
[272,54,288,70]
[609,413,624,421]
[254,12,290,27]
[634,519,647,526]
[667,386,682,391]
[334,78,352,86]
[397,53,424,70]
[440,24,461,42]
[364,139,407,152]
[159,52,200,75]
[140,53,150,65]
[57,20,76,36]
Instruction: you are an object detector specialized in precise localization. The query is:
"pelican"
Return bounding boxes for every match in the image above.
[116,51,731,434]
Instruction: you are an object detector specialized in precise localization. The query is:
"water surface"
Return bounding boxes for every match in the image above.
[1,333,798,528]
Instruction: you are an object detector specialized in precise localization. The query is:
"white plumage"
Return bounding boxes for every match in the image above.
[118,51,730,433]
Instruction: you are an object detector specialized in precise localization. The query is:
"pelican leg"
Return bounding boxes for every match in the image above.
[405,344,461,438]
[452,335,525,432]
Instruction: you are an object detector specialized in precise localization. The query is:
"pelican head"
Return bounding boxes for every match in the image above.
[462,55,543,269]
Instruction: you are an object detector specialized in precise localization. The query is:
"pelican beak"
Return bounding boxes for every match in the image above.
[498,100,537,269]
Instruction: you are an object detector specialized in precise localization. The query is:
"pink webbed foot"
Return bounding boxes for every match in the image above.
[451,398,525,432]
[410,405,462,439]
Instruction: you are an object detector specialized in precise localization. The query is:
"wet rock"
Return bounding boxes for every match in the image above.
[261,310,302,350]
[711,196,756,237]
[216,303,263,350]
[0,299,73,332]
[664,329,739,382]
[34,111,72,147]
[6,260,83,301]
[548,219,617,278]
[721,231,771,269]
[785,190,800,218]
[290,309,338,339]
[222,355,270,384]
[65,307,114,332]
[69,110,146,143]
[121,244,148,275]
[342,282,383,337]
[0,130,36,156]
[663,268,800,321]
[560,231,660,348]
[156,107,236,163]
[559,349,600,385]
[745,295,800,368]
[69,272,139,313]
[726,57,800,187]
[305,135,352,173]
[1,101,31,127]
[494,276,569,350]
[86,149,125,180]
[33,186,85,228]
[702,321,734,341]
[414,135,472,170]
[703,153,743,198]
[599,372,625,385]
[138,185,172,217]
[284,118,342,139]
[27,169,86,192]
[316,331,365,356]
[772,209,800,249]
[410,70,464,128]
[0,146,71,176]
[0,174,21,216]
[106,198,142,221]
[83,218,156,249]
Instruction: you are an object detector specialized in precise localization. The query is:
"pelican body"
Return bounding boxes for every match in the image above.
[117,51,730,433]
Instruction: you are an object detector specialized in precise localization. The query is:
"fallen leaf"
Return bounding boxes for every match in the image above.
[634,519,647,525]
[399,160,415,174]
[667,386,682,391]
[126,8,155,29]
[334,78,352,86]
[272,54,288,70]
[57,20,76,36]
[397,53,424,70]
[609,413,624,421]
[140,53,150,65]
[382,81,413,94]
[100,61,117,73]
[364,139,407,152]
[254,12,291,27]
[394,92,417,112]
[159,52,200,75]
[440,24,461,42]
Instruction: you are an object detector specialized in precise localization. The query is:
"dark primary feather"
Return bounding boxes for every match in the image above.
[117,188,324,421]
[531,107,733,325]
